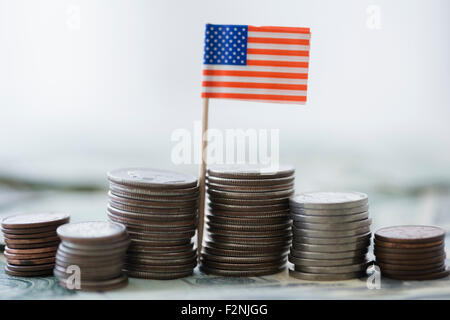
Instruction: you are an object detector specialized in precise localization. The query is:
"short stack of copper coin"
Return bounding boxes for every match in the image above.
[200,165,295,276]
[106,168,198,279]
[54,221,129,291]
[1,212,70,277]
[289,192,371,281]
[374,225,449,280]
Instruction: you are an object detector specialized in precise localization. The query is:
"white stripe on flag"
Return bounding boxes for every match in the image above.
[203,64,308,73]
[247,43,310,51]
[248,31,311,39]
[202,87,307,96]
[246,54,309,62]
[202,76,308,84]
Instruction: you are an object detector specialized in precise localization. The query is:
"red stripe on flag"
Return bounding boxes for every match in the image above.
[247,37,310,45]
[248,26,310,34]
[246,60,309,68]
[247,48,309,57]
[202,81,307,91]
[203,70,308,79]
[202,92,307,102]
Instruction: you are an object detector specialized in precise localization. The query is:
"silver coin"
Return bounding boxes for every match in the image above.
[57,221,127,244]
[107,205,197,220]
[204,245,289,257]
[124,263,197,273]
[292,226,371,238]
[126,249,196,260]
[202,253,285,264]
[125,255,197,266]
[207,227,290,238]
[207,164,295,179]
[289,269,365,281]
[209,233,292,245]
[294,261,369,274]
[127,230,195,241]
[293,232,372,245]
[57,243,128,257]
[128,242,194,252]
[208,209,289,219]
[108,202,197,215]
[207,182,294,193]
[290,211,369,223]
[205,240,290,252]
[108,214,196,229]
[293,218,372,231]
[107,168,198,189]
[207,175,294,186]
[110,182,199,196]
[200,265,285,277]
[290,204,369,216]
[55,253,125,267]
[109,192,198,209]
[292,241,370,253]
[61,237,130,251]
[110,189,199,202]
[209,202,289,212]
[54,265,122,281]
[290,248,368,260]
[290,192,368,209]
[207,214,290,226]
[207,188,294,200]
[288,254,367,267]
[124,269,193,280]
[207,221,291,232]
[209,196,288,206]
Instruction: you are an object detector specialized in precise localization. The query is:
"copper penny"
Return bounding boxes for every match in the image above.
[4,235,60,245]
[375,253,446,266]
[4,250,57,260]
[6,257,56,266]
[1,212,70,229]
[375,261,446,271]
[5,245,58,254]
[375,225,445,244]
[6,241,60,249]
[374,243,444,254]
[2,231,57,239]
[374,238,444,249]
[380,267,450,280]
[374,249,446,261]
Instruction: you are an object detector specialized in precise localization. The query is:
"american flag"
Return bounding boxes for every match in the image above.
[202,24,311,104]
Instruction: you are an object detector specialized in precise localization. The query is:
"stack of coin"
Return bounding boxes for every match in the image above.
[1,212,70,277]
[374,225,449,280]
[106,168,199,279]
[289,192,371,281]
[54,221,129,291]
[201,165,295,276]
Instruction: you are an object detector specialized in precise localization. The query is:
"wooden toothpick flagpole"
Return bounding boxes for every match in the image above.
[197,98,209,261]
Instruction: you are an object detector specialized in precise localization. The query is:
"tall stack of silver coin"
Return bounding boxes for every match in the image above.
[201,165,295,276]
[289,192,371,281]
[106,168,199,279]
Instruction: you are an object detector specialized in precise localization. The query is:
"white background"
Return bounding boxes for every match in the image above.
[0,0,449,191]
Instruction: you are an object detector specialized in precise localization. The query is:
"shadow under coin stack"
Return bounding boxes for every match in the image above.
[201,165,295,277]
[106,168,199,279]
[374,225,449,280]
[289,192,371,281]
[1,212,70,277]
[54,221,129,291]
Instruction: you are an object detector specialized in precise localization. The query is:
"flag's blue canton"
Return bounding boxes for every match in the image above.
[203,24,248,65]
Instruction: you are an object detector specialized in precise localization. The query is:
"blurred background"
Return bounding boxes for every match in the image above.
[0,0,449,237]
